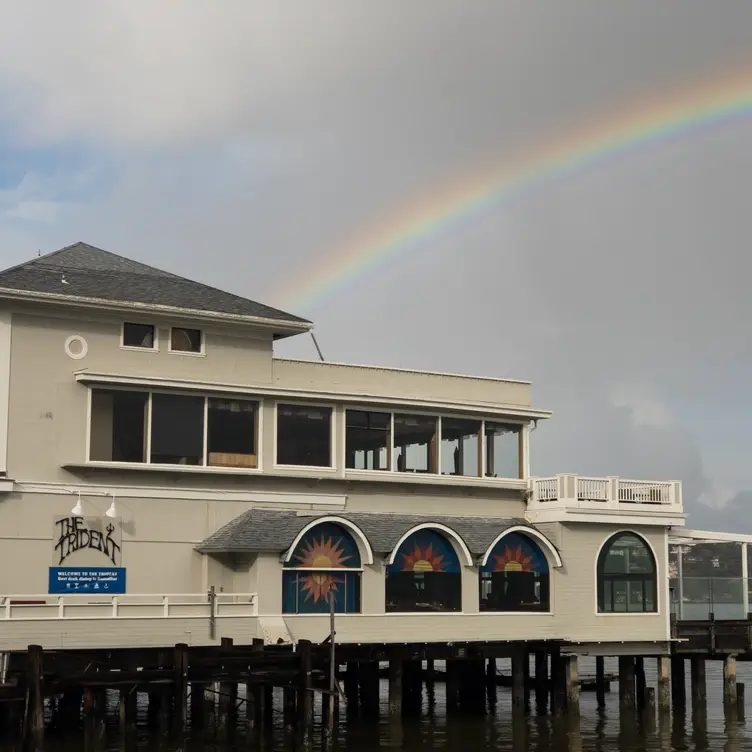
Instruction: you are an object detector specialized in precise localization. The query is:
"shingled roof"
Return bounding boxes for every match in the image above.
[195,508,551,560]
[0,242,311,331]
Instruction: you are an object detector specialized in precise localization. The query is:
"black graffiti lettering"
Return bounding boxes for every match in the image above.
[54,517,121,566]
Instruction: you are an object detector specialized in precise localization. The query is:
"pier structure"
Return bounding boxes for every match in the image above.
[0,241,738,744]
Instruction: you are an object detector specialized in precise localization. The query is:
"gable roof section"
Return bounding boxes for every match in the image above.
[195,508,549,560]
[0,242,311,331]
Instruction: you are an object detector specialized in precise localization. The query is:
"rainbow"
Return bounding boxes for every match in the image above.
[273,72,752,313]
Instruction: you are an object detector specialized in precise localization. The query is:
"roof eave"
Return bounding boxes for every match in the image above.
[0,287,313,335]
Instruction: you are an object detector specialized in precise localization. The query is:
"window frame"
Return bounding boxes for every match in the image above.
[168,326,205,357]
[120,322,158,352]
[86,386,263,473]
[282,521,363,615]
[342,405,526,481]
[273,400,336,472]
[596,531,659,615]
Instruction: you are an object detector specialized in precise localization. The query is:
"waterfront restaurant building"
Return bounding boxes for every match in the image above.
[0,243,684,654]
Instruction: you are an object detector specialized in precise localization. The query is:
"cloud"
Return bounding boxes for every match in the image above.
[0,3,751,532]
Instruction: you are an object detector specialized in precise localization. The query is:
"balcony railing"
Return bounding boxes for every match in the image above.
[528,474,683,517]
[0,593,257,621]
[670,577,751,621]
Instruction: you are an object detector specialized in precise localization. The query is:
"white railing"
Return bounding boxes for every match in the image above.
[0,593,257,621]
[529,474,682,512]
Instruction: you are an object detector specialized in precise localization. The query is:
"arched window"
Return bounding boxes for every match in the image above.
[386,529,461,612]
[597,532,657,613]
[282,522,361,614]
[480,532,550,612]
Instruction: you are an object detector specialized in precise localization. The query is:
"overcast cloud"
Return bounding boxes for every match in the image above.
[0,2,751,530]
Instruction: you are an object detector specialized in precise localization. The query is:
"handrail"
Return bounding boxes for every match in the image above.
[0,593,258,620]
[529,475,682,509]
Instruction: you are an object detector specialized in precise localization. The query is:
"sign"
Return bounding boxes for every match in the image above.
[48,567,126,594]
[52,516,122,567]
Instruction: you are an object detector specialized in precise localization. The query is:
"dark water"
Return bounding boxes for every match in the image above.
[7,659,751,751]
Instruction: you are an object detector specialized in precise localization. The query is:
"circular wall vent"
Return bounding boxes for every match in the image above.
[64,335,88,360]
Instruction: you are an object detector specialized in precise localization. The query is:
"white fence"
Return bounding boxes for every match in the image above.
[530,475,681,509]
[0,593,257,621]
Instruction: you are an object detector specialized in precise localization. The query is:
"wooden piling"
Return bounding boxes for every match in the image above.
[565,656,580,716]
[298,639,313,728]
[534,651,548,713]
[552,654,567,715]
[635,657,646,709]
[670,656,686,713]
[119,687,138,736]
[618,656,636,710]
[690,657,706,713]
[388,649,403,717]
[595,656,606,708]
[737,682,745,720]
[248,637,264,731]
[190,682,206,730]
[174,642,189,733]
[218,637,237,730]
[344,662,359,717]
[26,644,44,751]
[446,659,460,714]
[283,686,296,727]
[512,650,527,712]
[724,655,738,717]
[657,656,671,714]
[486,658,498,706]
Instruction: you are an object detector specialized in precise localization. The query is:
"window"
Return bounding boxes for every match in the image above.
[480,532,550,612]
[346,410,390,470]
[282,522,361,614]
[150,393,205,465]
[484,423,521,478]
[441,418,481,476]
[393,415,437,473]
[276,404,332,467]
[122,323,155,349]
[597,533,657,613]
[208,398,258,468]
[386,529,461,612]
[90,389,148,462]
[170,327,203,354]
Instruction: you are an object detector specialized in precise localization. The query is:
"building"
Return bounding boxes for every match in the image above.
[0,242,684,655]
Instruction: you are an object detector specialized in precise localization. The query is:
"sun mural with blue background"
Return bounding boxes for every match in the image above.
[481,532,549,574]
[282,522,362,613]
[387,529,460,573]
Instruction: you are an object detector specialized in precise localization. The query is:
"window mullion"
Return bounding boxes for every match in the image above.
[145,392,153,464]
[202,397,209,466]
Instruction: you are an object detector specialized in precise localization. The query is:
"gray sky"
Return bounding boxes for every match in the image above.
[0,2,751,530]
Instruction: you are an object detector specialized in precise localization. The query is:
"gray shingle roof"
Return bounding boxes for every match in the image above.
[0,242,310,327]
[195,508,548,559]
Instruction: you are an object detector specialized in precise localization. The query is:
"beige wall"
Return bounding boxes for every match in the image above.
[272,359,532,407]
[6,305,273,482]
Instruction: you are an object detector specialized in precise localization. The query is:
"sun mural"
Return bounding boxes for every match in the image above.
[294,534,352,604]
[389,530,460,573]
[485,533,548,574]
[400,541,448,572]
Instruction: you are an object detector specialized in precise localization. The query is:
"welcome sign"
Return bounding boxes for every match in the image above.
[48,516,126,594]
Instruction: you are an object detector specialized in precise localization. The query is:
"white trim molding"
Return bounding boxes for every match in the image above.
[479,525,563,569]
[74,371,552,422]
[282,516,375,566]
[387,522,474,567]
[0,312,11,474]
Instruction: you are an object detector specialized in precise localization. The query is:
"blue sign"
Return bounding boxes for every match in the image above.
[48,567,126,594]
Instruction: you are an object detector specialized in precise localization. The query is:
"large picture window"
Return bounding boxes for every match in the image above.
[282,522,362,614]
[480,532,550,612]
[88,388,258,470]
[276,404,332,467]
[386,529,462,612]
[346,410,390,470]
[597,532,657,613]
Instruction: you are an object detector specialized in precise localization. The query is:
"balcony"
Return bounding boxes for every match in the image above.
[526,474,684,525]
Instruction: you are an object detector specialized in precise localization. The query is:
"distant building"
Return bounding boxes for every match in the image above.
[0,242,684,653]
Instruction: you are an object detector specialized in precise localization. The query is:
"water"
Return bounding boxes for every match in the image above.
[7,658,751,751]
